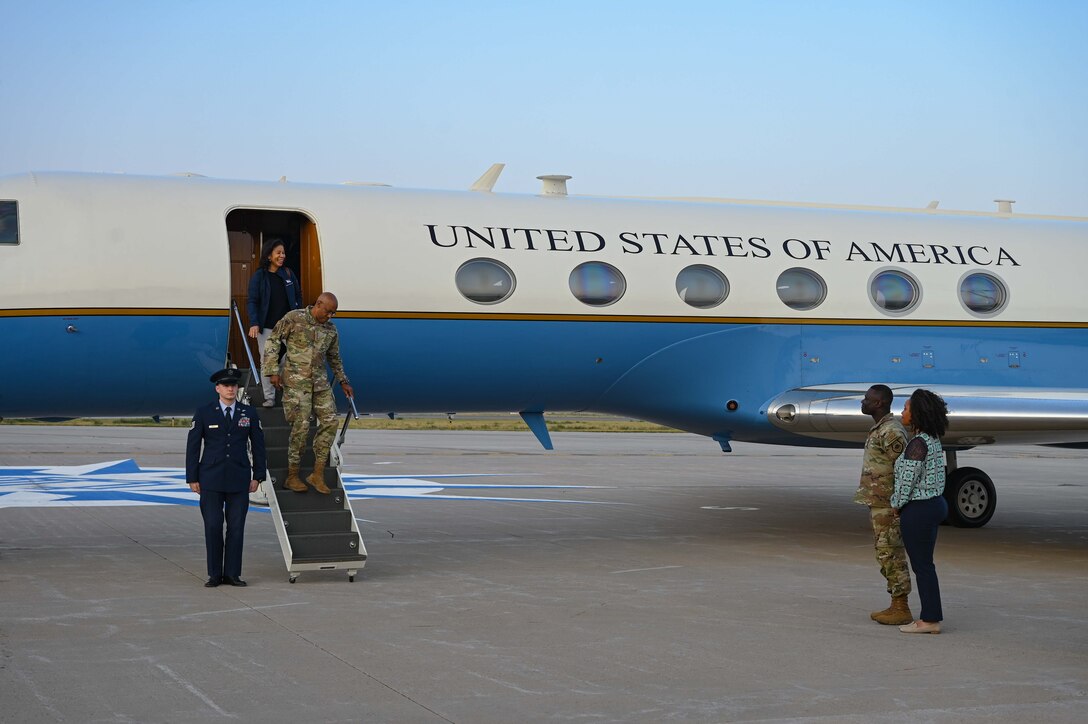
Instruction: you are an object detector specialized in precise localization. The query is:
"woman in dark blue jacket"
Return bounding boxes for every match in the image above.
[246,238,302,406]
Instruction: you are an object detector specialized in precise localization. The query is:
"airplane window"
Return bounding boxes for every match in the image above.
[776,268,826,310]
[869,269,920,313]
[676,265,729,309]
[569,261,626,306]
[959,272,1007,315]
[0,201,17,245]
[455,258,515,304]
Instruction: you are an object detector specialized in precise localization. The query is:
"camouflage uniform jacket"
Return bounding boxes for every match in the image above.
[854,412,907,507]
[263,307,349,393]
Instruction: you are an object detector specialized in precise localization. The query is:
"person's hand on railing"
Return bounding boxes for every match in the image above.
[341,381,354,399]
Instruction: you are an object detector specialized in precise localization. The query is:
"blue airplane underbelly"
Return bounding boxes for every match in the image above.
[339,318,1088,440]
[3,315,227,418]
[7,315,1087,440]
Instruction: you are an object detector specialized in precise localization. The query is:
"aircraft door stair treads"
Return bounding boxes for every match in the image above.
[245,374,368,583]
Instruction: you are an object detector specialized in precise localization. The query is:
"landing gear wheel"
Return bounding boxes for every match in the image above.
[289,574,299,584]
[944,467,996,528]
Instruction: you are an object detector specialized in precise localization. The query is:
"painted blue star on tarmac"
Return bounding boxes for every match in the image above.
[0,459,613,508]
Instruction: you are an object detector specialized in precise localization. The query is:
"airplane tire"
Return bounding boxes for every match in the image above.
[944,467,996,528]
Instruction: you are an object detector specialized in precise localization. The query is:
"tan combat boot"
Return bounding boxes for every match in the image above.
[284,464,308,493]
[307,458,331,495]
[871,595,913,625]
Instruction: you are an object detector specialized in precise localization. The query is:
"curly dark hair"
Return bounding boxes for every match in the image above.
[258,238,286,271]
[908,388,949,438]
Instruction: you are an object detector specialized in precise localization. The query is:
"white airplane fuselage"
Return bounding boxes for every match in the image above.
[2,171,1086,454]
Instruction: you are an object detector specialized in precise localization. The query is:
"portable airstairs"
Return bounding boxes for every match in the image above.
[232,303,367,583]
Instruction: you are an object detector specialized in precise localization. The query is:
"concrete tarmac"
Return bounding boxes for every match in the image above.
[1,426,1086,723]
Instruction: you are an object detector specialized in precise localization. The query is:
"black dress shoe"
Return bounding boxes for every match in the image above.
[204,577,221,587]
[221,576,247,587]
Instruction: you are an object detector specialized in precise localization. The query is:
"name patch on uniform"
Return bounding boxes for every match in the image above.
[209,424,219,429]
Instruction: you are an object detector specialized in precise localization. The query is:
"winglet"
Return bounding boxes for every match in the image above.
[470,163,505,192]
[519,411,554,450]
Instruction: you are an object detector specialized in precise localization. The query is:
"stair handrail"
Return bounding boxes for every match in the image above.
[230,300,260,379]
[232,300,272,504]
[337,394,360,447]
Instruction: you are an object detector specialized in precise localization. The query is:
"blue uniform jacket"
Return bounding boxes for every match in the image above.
[186,401,267,493]
[246,266,302,330]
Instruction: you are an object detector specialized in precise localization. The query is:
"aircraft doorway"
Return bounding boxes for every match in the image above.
[226,209,322,371]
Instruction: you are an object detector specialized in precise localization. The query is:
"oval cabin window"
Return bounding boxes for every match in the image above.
[776,268,826,311]
[455,258,515,304]
[676,265,729,309]
[870,269,920,313]
[959,272,1008,315]
[569,262,626,307]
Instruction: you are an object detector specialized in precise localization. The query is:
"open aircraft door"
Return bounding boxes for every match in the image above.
[225,209,322,371]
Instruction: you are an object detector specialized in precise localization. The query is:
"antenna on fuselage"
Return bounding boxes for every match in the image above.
[537,174,571,196]
[470,163,505,192]
[995,199,1016,213]
[926,200,939,209]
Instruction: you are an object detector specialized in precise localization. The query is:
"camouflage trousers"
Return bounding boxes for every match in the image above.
[869,506,912,598]
[282,385,339,468]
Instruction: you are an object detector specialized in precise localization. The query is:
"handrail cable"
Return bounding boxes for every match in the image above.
[230,300,260,378]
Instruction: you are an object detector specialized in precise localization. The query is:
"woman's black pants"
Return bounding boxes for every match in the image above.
[900,495,948,622]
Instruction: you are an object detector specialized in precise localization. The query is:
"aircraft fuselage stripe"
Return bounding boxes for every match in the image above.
[2,307,1087,329]
[1,308,227,317]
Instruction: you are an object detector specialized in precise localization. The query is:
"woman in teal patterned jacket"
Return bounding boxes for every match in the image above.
[892,389,950,634]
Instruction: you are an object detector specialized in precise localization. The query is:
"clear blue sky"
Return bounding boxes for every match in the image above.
[2,1,1086,215]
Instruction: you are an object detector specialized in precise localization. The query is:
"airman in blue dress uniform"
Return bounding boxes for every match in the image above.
[186,368,267,587]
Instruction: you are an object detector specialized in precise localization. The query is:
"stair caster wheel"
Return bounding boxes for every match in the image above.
[348,570,357,582]
[289,574,299,584]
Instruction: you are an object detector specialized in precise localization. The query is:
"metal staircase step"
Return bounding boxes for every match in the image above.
[261,428,292,447]
[265,448,318,467]
[283,510,353,535]
[239,372,366,581]
[289,531,365,560]
[269,466,339,491]
[291,553,368,565]
[275,489,347,513]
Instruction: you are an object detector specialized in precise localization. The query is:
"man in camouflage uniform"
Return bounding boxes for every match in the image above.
[264,291,354,495]
[855,384,913,625]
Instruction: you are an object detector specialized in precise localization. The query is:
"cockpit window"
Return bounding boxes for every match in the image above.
[776,268,826,310]
[0,201,17,245]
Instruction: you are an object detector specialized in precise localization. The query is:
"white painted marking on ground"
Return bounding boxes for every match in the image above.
[175,602,309,620]
[700,505,759,510]
[610,565,683,574]
[155,664,234,718]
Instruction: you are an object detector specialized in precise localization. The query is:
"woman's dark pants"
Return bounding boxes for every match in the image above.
[900,495,948,622]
